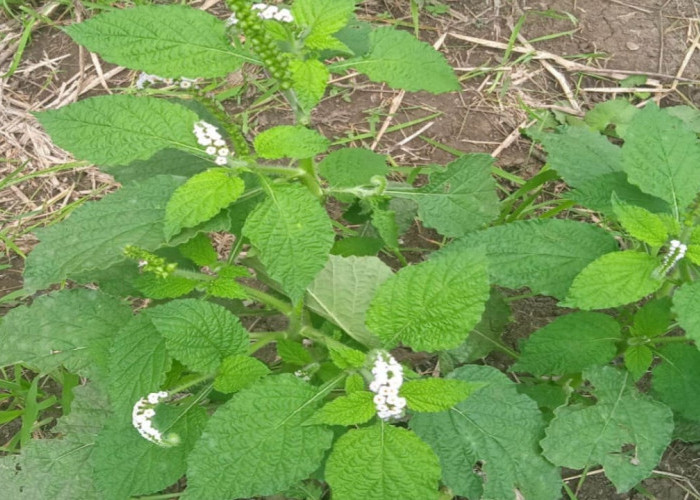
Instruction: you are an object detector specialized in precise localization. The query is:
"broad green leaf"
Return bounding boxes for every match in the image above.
[65,5,252,77]
[674,416,700,443]
[2,385,109,500]
[107,314,171,414]
[687,227,700,265]
[309,390,376,426]
[325,423,441,500]
[441,219,618,299]
[411,365,561,500]
[149,299,249,373]
[621,103,700,218]
[566,171,670,216]
[666,105,700,134]
[214,354,270,393]
[24,175,183,292]
[254,125,329,159]
[345,373,365,393]
[366,250,489,351]
[185,375,333,499]
[0,289,130,384]
[35,95,200,165]
[328,345,367,369]
[178,233,218,267]
[306,255,393,347]
[292,0,355,51]
[538,125,622,188]
[512,312,622,376]
[652,343,700,421]
[584,98,638,136]
[290,59,329,111]
[319,147,388,188]
[624,344,653,380]
[443,289,511,364]
[205,265,249,299]
[244,183,335,301]
[168,203,234,246]
[333,18,372,56]
[331,236,384,257]
[674,280,700,344]
[542,366,674,492]
[370,204,400,250]
[134,273,198,299]
[400,379,477,412]
[165,169,244,239]
[388,154,499,237]
[516,382,569,414]
[102,149,211,184]
[93,405,207,500]
[348,27,459,94]
[277,339,313,366]
[612,200,668,246]
[630,297,672,337]
[565,251,662,310]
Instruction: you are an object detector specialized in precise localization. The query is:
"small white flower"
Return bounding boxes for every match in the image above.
[131,391,179,447]
[206,146,217,156]
[180,80,192,89]
[369,351,405,421]
[215,156,228,166]
[213,138,226,147]
[217,147,230,157]
[656,239,688,277]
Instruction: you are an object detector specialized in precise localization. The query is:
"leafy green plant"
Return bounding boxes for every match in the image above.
[1,1,700,499]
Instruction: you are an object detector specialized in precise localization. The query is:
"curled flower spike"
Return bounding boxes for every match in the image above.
[132,391,180,447]
[369,352,406,421]
[193,120,232,165]
[655,239,688,277]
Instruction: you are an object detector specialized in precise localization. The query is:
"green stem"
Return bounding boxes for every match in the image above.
[300,326,354,352]
[248,331,288,355]
[575,465,590,496]
[651,336,692,345]
[130,493,182,500]
[503,292,536,303]
[282,88,309,125]
[252,164,306,177]
[173,269,214,282]
[298,157,324,199]
[239,284,293,315]
[167,373,214,395]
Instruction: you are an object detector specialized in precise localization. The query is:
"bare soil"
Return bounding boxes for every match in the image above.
[1,0,700,498]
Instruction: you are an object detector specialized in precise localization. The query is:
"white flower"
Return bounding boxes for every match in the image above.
[131,391,179,447]
[193,121,232,165]
[656,239,688,277]
[369,352,405,421]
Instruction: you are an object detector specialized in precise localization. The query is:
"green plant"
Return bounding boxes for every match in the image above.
[2,2,700,499]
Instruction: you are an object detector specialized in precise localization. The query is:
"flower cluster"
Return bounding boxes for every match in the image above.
[369,352,406,421]
[193,120,230,165]
[657,239,688,276]
[225,0,293,89]
[123,245,176,278]
[132,391,179,447]
[226,2,293,26]
[135,72,199,90]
